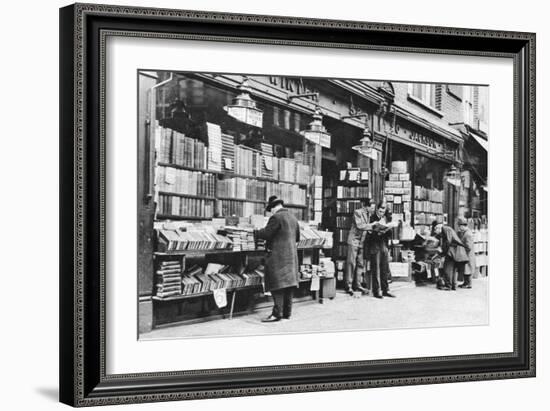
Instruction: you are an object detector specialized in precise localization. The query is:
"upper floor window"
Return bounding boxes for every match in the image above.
[408,83,441,112]
[463,85,475,126]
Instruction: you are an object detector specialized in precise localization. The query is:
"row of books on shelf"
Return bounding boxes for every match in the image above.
[336,200,363,214]
[184,264,264,294]
[157,166,216,197]
[155,220,329,253]
[157,195,215,219]
[336,216,352,229]
[414,213,445,226]
[234,144,311,185]
[336,185,370,198]
[219,200,265,218]
[266,182,306,206]
[157,125,207,169]
[414,186,444,203]
[298,223,329,248]
[339,167,369,183]
[155,263,266,298]
[157,228,233,252]
[414,200,444,214]
[217,177,266,201]
[334,228,350,243]
[386,202,410,215]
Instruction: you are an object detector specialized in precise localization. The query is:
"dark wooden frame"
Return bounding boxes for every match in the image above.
[59,3,536,407]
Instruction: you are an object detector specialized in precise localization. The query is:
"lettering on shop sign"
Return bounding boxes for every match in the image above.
[268,76,318,101]
[393,122,454,155]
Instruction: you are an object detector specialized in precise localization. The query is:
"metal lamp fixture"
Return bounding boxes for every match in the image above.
[223,77,263,127]
[446,164,462,186]
[300,106,331,147]
[352,123,376,158]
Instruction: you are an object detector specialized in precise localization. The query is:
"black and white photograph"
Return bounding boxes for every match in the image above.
[137,72,489,339]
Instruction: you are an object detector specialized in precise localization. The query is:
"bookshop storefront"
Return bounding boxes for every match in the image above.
[139,71,384,331]
[382,116,462,235]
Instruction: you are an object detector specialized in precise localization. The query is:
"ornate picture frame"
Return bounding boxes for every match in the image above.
[59,3,535,407]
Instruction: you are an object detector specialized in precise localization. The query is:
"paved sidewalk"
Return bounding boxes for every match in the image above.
[141,277,488,340]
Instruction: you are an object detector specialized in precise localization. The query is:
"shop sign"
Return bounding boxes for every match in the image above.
[304,132,320,145]
[226,105,263,128]
[319,133,331,148]
[392,121,456,157]
[268,76,319,102]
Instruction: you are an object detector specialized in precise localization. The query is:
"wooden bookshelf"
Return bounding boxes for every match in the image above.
[158,191,216,200]
[154,244,323,257]
[156,214,213,221]
[158,162,309,187]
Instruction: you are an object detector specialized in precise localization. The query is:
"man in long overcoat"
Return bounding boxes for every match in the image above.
[457,217,476,288]
[254,196,300,322]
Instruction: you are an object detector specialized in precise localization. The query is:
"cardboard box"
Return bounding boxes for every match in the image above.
[393,195,402,204]
[389,262,411,280]
[386,180,404,188]
[403,194,411,202]
[389,173,400,181]
[398,173,410,181]
[391,161,408,174]
[402,181,412,188]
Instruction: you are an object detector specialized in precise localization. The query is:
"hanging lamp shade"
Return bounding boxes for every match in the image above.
[223,77,263,127]
[446,164,462,186]
[300,106,331,148]
[352,125,376,159]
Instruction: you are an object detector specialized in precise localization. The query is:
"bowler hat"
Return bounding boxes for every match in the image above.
[266,195,284,212]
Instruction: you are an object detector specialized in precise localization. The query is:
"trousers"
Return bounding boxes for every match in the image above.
[345,243,364,290]
[442,257,466,289]
[271,287,294,319]
[369,247,390,295]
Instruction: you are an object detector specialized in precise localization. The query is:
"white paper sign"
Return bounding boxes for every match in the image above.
[213,288,228,308]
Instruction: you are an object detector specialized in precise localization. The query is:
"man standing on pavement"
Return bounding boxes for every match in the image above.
[254,196,300,322]
[365,202,396,299]
[345,198,374,295]
[457,217,476,289]
[431,220,470,291]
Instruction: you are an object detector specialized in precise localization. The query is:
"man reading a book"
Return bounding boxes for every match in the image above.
[254,196,300,322]
[345,198,375,296]
[365,202,397,298]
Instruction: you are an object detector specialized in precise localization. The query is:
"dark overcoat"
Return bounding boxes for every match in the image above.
[458,228,477,275]
[254,208,300,292]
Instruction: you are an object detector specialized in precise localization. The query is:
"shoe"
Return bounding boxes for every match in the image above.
[463,285,472,289]
[345,289,354,296]
[373,293,383,299]
[458,283,467,288]
[438,286,451,291]
[355,286,369,295]
[382,292,396,298]
[261,315,281,323]
[282,317,291,320]
[451,286,456,291]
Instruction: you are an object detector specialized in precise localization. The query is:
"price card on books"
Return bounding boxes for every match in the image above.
[213,288,228,308]
[310,275,320,291]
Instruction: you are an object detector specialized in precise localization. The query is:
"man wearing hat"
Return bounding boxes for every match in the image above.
[457,217,476,288]
[345,198,374,295]
[254,196,300,322]
[431,220,470,290]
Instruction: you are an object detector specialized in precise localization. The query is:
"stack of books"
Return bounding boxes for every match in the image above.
[206,122,222,171]
[155,260,182,298]
[260,143,273,178]
[221,133,235,171]
[181,265,203,295]
[221,226,256,251]
[298,224,326,248]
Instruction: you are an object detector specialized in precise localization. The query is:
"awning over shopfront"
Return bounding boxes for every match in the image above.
[470,132,488,152]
